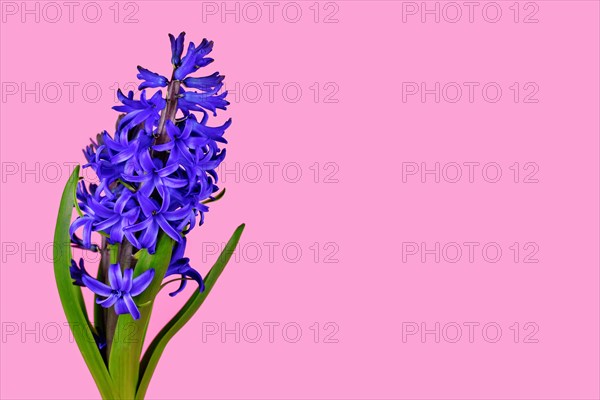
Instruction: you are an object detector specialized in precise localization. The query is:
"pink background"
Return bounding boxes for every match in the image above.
[1,1,599,399]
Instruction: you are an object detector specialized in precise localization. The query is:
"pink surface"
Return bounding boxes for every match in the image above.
[1,1,599,399]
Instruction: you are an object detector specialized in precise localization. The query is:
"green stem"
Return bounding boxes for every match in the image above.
[93,238,111,364]
[108,240,138,399]
[103,243,119,359]
[117,179,137,192]
[108,235,174,400]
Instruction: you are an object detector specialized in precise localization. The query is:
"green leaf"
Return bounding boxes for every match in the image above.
[135,223,246,400]
[53,166,118,399]
[108,235,174,400]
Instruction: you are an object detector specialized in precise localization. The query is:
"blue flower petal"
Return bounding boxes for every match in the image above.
[130,269,155,297]
[123,294,141,320]
[108,263,123,289]
[82,274,113,297]
[114,298,129,315]
[97,294,118,308]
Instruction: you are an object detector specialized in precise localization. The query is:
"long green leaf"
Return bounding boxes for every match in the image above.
[108,235,174,399]
[135,223,246,399]
[53,166,117,399]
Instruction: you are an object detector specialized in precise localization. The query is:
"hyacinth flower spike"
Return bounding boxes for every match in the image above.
[53,32,245,400]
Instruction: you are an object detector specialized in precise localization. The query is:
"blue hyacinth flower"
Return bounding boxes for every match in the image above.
[137,66,168,90]
[179,87,229,116]
[165,238,205,296]
[113,89,166,133]
[82,263,155,320]
[169,32,186,66]
[188,113,230,144]
[173,39,214,81]
[182,72,224,91]
[70,258,88,286]
[121,150,187,198]
[152,120,205,167]
[124,193,193,253]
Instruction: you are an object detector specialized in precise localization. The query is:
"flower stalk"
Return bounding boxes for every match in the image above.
[155,78,181,145]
